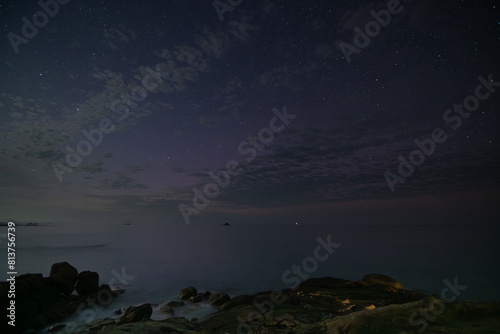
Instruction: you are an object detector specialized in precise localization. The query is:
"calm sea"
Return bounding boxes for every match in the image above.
[2,222,499,329]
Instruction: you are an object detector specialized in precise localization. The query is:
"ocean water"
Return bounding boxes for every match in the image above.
[2,222,500,329]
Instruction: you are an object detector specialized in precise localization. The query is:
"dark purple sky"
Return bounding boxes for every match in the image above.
[0,0,499,225]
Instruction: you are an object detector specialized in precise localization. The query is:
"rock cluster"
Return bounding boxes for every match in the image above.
[3,268,500,333]
[0,262,119,334]
[83,274,500,333]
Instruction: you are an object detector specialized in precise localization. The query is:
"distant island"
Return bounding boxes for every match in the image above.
[0,221,42,226]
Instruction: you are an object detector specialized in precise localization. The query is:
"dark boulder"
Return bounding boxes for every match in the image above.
[179,286,197,300]
[47,324,66,333]
[167,301,185,307]
[209,292,230,306]
[0,273,82,334]
[219,294,252,311]
[49,262,78,295]
[116,304,153,325]
[160,305,174,315]
[202,291,212,300]
[298,277,349,290]
[0,263,123,334]
[190,295,203,303]
[362,274,403,289]
[75,271,99,295]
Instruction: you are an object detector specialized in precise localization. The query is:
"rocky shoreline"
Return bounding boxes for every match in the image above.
[1,262,499,333]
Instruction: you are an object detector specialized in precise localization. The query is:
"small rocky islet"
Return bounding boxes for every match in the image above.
[1,262,499,333]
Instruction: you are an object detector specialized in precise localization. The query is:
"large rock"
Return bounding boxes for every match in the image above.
[208,292,230,306]
[49,262,78,295]
[160,305,174,315]
[75,271,99,295]
[116,304,153,325]
[0,264,123,334]
[362,274,403,290]
[298,277,349,290]
[167,301,185,307]
[202,291,212,300]
[0,273,82,334]
[190,294,203,303]
[58,274,500,334]
[219,294,252,311]
[179,286,197,300]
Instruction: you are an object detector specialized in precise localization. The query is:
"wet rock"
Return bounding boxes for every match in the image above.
[279,318,297,327]
[219,294,252,311]
[47,324,66,332]
[209,292,230,306]
[115,304,153,325]
[190,294,203,303]
[0,264,121,334]
[161,317,200,331]
[102,283,125,295]
[179,286,197,300]
[75,271,99,295]
[49,262,78,295]
[113,307,124,315]
[362,273,403,289]
[160,304,174,315]
[0,272,82,334]
[87,317,116,331]
[298,277,349,290]
[74,275,500,334]
[91,317,200,333]
[167,300,185,307]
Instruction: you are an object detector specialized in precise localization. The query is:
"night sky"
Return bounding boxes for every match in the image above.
[1,0,499,226]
